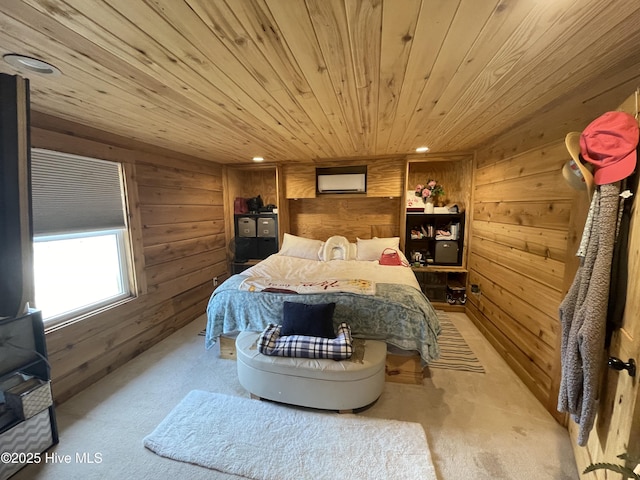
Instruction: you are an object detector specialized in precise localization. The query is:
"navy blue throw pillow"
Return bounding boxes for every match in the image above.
[281,301,336,338]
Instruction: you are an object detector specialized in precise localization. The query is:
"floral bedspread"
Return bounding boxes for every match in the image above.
[205,274,441,363]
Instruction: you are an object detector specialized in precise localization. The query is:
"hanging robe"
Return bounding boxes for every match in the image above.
[557,183,620,446]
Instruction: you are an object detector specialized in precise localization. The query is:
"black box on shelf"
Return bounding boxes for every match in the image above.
[257,237,278,257]
[434,241,459,264]
[234,237,258,262]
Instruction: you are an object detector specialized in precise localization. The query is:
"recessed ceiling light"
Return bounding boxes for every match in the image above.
[415,146,430,153]
[3,54,61,75]
[252,157,264,162]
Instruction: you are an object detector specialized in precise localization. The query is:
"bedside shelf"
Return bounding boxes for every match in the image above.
[404,156,473,305]
[405,211,465,266]
[231,258,262,274]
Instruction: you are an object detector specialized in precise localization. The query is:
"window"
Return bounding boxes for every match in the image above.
[30,149,134,324]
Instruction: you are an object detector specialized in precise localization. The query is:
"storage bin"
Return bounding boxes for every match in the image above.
[237,217,256,237]
[5,377,52,420]
[256,217,276,237]
[0,409,53,480]
[257,237,278,257]
[234,237,258,261]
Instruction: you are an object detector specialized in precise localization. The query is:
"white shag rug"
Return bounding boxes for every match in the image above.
[143,390,438,480]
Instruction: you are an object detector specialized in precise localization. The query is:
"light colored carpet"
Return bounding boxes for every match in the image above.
[144,390,437,480]
[430,312,485,373]
[13,312,579,480]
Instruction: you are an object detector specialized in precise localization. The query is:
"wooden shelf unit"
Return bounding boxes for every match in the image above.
[233,213,279,262]
[400,154,473,264]
[405,211,465,266]
[0,310,58,479]
[402,154,473,305]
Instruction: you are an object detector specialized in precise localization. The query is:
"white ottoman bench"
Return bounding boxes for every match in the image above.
[236,331,387,412]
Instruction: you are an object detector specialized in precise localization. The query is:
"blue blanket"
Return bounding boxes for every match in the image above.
[205,275,441,363]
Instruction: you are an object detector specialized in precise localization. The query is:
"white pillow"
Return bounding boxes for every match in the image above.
[278,233,323,260]
[320,235,350,261]
[348,242,357,260]
[356,237,400,261]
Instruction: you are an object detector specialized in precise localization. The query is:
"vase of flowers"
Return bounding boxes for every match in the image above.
[415,180,445,213]
[423,199,434,213]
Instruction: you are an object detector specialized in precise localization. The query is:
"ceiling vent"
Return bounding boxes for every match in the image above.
[316,166,367,194]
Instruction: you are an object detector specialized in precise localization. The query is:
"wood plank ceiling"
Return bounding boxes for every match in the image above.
[1,0,639,164]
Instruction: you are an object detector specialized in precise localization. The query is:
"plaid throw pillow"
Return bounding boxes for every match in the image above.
[258,322,353,360]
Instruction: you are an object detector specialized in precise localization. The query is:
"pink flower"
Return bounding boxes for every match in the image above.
[415,180,444,203]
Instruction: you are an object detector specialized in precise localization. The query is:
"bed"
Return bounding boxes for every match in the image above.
[205,234,441,363]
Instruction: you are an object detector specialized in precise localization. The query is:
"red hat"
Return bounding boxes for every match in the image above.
[580,111,639,185]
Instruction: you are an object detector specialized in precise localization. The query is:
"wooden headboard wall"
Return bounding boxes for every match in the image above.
[288,196,400,242]
[284,157,405,241]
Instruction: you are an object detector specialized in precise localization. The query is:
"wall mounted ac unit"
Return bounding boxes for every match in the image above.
[316,166,367,194]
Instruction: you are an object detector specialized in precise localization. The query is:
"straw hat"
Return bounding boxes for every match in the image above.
[563,131,594,200]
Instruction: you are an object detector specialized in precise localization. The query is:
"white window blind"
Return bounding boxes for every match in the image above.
[30,149,126,236]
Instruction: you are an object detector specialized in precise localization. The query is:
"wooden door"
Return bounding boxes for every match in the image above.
[571,93,640,477]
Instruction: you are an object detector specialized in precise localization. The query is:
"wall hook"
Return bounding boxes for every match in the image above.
[608,357,636,377]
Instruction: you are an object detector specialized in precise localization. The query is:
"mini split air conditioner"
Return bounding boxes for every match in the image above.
[316,166,367,194]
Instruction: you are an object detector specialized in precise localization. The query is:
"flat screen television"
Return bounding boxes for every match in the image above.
[0,73,33,319]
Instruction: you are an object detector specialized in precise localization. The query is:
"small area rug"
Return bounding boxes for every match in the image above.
[143,390,437,480]
[429,312,485,373]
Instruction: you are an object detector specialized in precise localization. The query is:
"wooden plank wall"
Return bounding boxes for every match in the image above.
[406,156,473,210]
[283,157,405,199]
[227,167,278,207]
[285,157,405,241]
[289,196,401,241]
[468,137,589,422]
[31,117,227,404]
